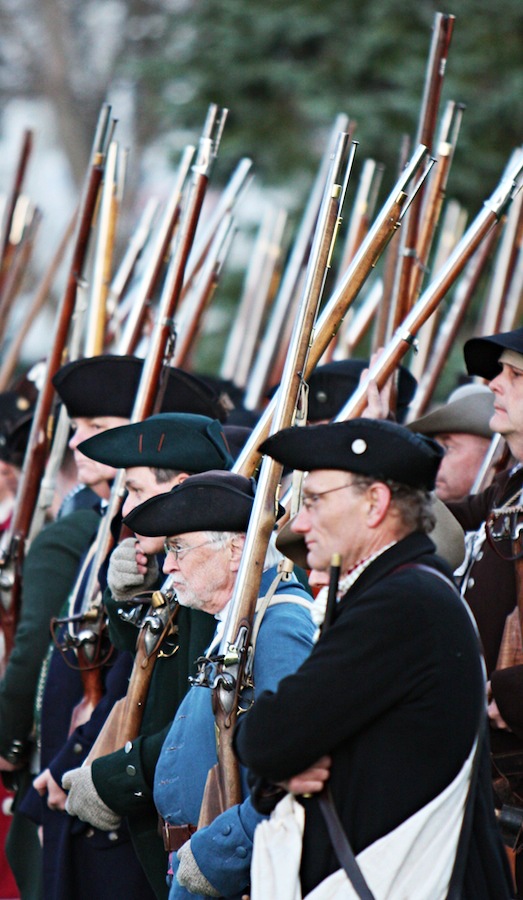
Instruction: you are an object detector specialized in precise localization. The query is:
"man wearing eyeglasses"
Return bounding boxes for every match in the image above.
[234,418,512,900]
[121,470,315,900]
[56,412,232,900]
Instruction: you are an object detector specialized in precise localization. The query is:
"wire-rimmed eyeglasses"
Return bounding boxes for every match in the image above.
[301,481,358,512]
[163,539,215,561]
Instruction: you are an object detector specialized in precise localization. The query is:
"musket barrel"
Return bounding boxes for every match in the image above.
[335,149,523,422]
[234,143,427,476]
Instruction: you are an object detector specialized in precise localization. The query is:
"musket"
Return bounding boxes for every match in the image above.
[0,105,113,663]
[408,101,465,307]
[333,149,523,423]
[320,157,383,364]
[195,131,357,822]
[0,129,33,302]
[59,105,228,732]
[332,277,383,360]
[26,208,109,544]
[335,158,384,285]
[479,164,523,336]
[234,143,428,476]
[173,212,236,368]
[243,113,349,412]
[0,210,77,391]
[181,157,253,300]
[83,583,181,764]
[387,12,455,336]
[406,224,498,421]
[104,197,159,349]
[499,221,523,332]
[220,205,288,388]
[0,201,42,349]
[409,198,468,384]
[84,140,121,356]
[114,145,195,355]
[372,135,411,353]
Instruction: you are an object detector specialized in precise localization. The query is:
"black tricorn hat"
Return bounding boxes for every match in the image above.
[52,356,228,421]
[259,419,443,491]
[78,413,233,472]
[0,411,33,467]
[268,359,417,424]
[464,327,523,381]
[0,390,33,428]
[123,470,267,536]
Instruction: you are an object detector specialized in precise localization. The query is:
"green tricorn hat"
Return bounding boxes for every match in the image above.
[78,413,233,472]
[52,355,228,421]
[123,470,283,536]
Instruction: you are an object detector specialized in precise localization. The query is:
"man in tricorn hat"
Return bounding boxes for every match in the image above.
[59,413,233,898]
[122,470,315,899]
[234,418,512,899]
[446,326,523,894]
[304,358,417,424]
[1,355,227,899]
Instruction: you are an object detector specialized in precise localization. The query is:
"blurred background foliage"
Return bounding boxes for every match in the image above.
[0,0,521,383]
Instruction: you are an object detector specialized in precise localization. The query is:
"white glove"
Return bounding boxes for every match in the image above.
[177,839,221,897]
[62,765,122,832]
[107,536,159,603]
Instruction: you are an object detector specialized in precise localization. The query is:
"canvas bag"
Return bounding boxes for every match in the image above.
[251,738,475,900]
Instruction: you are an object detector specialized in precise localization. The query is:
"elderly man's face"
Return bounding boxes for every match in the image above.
[162,530,239,614]
[292,469,367,572]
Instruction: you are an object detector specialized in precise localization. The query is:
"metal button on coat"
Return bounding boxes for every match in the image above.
[126,764,137,777]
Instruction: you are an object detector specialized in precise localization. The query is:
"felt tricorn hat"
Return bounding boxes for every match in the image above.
[407,384,494,439]
[259,418,443,491]
[268,359,417,424]
[0,390,33,428]
[464,326,523,381]
[52,356,228,420]
[123,470,271,536]
[0,411,33,467]
[78,413,233,472]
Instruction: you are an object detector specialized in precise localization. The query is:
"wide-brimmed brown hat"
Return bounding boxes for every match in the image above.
[407,385,494,439]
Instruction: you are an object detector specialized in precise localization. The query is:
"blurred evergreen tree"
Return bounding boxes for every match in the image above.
[138,0,523,213]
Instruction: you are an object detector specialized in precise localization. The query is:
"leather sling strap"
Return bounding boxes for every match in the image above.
[317,785,376,900]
